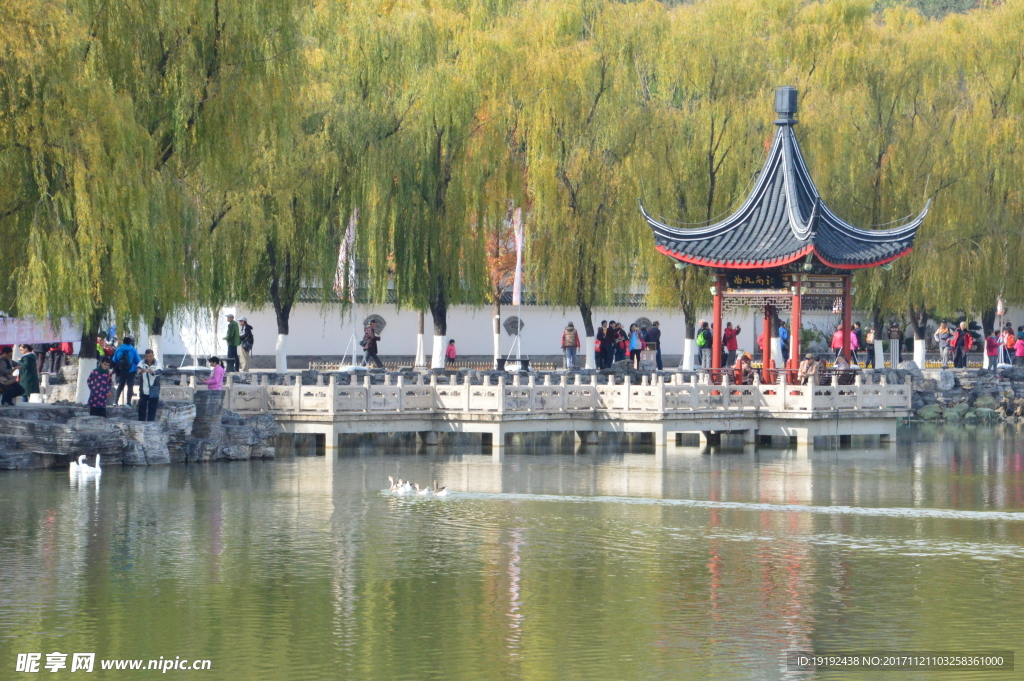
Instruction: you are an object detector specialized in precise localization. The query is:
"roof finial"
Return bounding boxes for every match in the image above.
[774,86,798,125]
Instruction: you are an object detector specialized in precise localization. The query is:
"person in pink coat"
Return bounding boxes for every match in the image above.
[205,356,225,391]
[831,324,860,364]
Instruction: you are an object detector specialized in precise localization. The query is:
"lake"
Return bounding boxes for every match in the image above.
[1,425,1022,680]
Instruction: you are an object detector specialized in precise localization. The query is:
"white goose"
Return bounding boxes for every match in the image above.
[69,455,86,475]
[388,476,398,492]
[79,455,102,477]
[401,480,413,494]
[434,486,448,497]
[414,483,431,496]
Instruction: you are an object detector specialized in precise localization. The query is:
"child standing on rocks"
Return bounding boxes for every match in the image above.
[87,357,114,417]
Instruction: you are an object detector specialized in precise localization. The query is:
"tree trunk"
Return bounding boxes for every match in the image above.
[493,298,501,367]
[908,302,928,368]
[429,286,447,369]
[150,314,165,364]
[271,293,291,374]
[268,240,295,373]
[414,310,426,368]
[981,307,996,338]
[681,300,696,370]
[75,311,103,404]
[579,303,595,370]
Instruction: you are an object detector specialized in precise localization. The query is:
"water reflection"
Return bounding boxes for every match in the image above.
[1,425,1022,681]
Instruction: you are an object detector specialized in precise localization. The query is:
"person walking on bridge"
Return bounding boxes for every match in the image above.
[362,323,383,368]
[561,322,581,370]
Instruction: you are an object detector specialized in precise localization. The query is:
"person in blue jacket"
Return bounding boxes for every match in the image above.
[112,336,142,406]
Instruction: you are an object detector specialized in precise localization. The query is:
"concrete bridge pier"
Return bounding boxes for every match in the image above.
[418,431,439,446]
[574,430,598,445]
[700,431,722,446]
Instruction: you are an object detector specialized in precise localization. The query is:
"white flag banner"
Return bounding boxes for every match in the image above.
[512,207,523,306]
[334,208,358,302]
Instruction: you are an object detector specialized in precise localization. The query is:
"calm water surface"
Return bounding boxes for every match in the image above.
[2,425,1023,680]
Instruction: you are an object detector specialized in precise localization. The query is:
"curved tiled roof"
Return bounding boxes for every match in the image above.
[641,88,929,270]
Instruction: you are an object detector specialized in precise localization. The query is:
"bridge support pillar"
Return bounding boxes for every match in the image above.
[789,428,813,447]
[418,431,439,446]
[574,431,597,445]
[700,431,721,446]
[482,427,506,449]
[742,428,758,445]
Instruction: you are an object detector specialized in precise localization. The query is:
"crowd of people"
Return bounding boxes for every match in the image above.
[587,320,664,371]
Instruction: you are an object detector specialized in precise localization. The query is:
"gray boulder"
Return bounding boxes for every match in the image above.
[936,370,956,391]
[114,421,170,466]
[973,393,997,409]
[897,361,924,379]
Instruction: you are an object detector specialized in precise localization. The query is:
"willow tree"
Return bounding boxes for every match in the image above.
[521,0,649,369]
[0,1,163,402]
[796,5,962,364]
[936,3,1024,334]
[355,1,519,367]
[636,0,771,367]
[80,0,312,358]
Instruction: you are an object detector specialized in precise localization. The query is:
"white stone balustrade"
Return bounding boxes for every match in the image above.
[165,372,913,416]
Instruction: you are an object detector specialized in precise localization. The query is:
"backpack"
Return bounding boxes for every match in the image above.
[115,347,131,373]
[696,328,711,348]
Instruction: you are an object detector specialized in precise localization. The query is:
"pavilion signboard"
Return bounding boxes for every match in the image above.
[723,271,786,294]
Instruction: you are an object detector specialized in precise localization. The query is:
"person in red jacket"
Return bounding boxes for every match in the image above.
[722,322,741,367]
[561,322,581,369]
[950,322,974,368]
[985,333,1000,370]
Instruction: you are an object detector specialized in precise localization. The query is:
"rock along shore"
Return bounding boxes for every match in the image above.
[0,390,278,470]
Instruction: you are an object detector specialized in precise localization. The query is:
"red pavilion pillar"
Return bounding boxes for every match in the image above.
[790,276,802,381]
[842,275,852,362]
[762,303,773,383]
[712,275,723,378]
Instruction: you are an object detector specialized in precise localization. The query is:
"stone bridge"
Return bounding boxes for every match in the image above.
[160,371,911,451]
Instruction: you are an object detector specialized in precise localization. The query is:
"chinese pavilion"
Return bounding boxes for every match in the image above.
[641,86,929,379]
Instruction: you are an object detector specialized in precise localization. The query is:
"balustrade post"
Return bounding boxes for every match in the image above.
[624,374,631,411]
[690,375,699,410]
[497,374,506,414]
[363,375,371,413]
[463,375,472,412]
[396,374,404,412]
[328,375,337,416]
[854,373,862,409]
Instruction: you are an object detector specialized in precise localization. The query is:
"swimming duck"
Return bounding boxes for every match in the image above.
[434,487,448,497]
